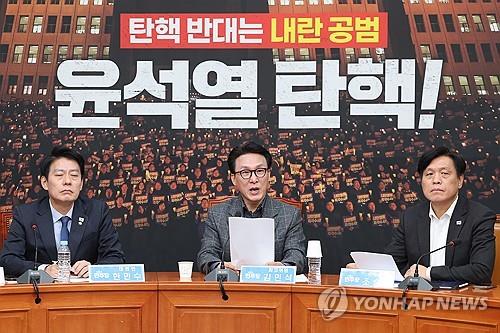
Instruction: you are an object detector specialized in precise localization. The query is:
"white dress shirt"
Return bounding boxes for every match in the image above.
[49,200,74,249]
[426,195,459,280]
[37,200,74,271]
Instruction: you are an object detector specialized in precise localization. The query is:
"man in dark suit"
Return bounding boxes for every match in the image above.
[197,142,306,274]
[385,147,495,285]
[0,146,125,278]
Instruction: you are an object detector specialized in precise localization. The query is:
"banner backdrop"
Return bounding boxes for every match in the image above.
[0,0,498,272]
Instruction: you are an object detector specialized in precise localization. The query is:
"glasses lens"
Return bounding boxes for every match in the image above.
[255,168,267,177]
[240,170,251,179]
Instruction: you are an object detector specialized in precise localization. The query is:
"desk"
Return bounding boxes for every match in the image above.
[1,273,499,333]
[157,272,291,333]
[292,275,500,333]
[0,272,158,333]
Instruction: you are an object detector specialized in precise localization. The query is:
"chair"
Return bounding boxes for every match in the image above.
[208,196,233,208]
[492,217,500,285]
[275,197,303,212]
[0,206,13,250]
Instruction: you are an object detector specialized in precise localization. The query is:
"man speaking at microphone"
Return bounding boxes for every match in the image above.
[197,142,306,274]
[386,147,495,285]
[0,146,125,278]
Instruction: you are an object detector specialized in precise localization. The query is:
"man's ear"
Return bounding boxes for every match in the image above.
[230,174,236,186]
[458,175,464,189]
[40,176,48,191]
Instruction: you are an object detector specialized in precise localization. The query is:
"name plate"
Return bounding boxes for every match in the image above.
[240,265,296,284]
[339,268,395,289]
[89,264,145,283]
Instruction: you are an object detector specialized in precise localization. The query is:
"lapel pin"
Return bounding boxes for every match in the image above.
[456,220,462,226]
[78,217,84,225]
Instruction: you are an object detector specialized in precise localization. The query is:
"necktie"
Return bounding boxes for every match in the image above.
[60,216,70,243]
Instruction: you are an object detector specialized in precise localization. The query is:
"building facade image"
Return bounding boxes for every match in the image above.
[0,0,498,101]
[0,0,114,101]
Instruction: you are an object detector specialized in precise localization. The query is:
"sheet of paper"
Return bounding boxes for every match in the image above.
[295,274,309,283]
[350,252,405,281]
[70,276,90,283]
[229,217,274,267]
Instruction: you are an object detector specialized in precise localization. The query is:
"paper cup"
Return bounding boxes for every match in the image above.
[178,261,194,279]
[0,267,5,286]
[306,240,323,258]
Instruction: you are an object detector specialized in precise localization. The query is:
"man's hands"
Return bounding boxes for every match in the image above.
[223,262,239,271]
[44,263,59,278]
[404,264,430,280]
[223,261,285,271]
[266,261,285,267]
[72,260,91,278]
[44,260,91,278]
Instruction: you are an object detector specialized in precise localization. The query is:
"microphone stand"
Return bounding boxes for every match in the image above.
[398,240,460,297]
[16,224,54,303]
[32,278,41,304]
[204,212,242,300]
[219,279,229,301]
[205,238,239,300]
[33,224,41,304]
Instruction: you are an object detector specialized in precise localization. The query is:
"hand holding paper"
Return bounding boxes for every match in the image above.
[229,217,275,267]
[350,251,405,281]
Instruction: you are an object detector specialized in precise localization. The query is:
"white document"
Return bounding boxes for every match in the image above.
[350,252,405,281]
[70,276,90,283]
[295,274,309,283]
[229,217,274,268]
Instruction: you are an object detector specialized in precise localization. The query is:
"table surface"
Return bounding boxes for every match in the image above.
[1,272,499,303]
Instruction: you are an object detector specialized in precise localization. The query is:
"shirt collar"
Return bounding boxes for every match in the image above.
[240,194,268,215]
[428,195,459,221]
[49,199,74,224]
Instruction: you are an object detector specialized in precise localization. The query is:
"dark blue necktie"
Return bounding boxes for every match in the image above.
[60,216,70,243]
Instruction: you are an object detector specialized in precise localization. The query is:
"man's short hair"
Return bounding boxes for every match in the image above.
[40,146,85,179]
[227,141,272,173]
[417,146,466,176]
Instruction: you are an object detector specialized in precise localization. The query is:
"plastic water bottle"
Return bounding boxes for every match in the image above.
[308,257,322,285]
[57,241,71,283]
[306,240,322,285]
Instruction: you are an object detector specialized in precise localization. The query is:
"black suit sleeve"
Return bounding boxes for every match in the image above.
[0,206,36,277]
[281,208,306,274]
[196,208,222,274]
[95,202,126,264]
[384,210,409,275]
[430,208,495,285]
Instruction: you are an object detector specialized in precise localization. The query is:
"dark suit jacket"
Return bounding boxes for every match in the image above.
[197,196,307,274]
[385,196,495,285]
[0,196,125,277]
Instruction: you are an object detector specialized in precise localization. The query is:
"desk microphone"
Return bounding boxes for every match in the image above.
[32,224,42,304]
[204,212,241,300]
[398,239,461,291]
[17,224,54,304]
[32,224,39,270]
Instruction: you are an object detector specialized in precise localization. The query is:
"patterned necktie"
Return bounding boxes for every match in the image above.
[60,216,70,243]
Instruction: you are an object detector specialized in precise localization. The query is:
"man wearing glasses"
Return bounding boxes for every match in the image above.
[197,142,307,274]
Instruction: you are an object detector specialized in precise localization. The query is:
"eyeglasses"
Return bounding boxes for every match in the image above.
[234,168,269,180]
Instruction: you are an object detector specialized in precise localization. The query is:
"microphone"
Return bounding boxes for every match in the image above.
[219,237,230,270]
[32,224,39,270]
[16,224,55,304]
[413,240,461,278]
[32,224,41,304]
[204,211,241,300]
[398,239,461,291]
